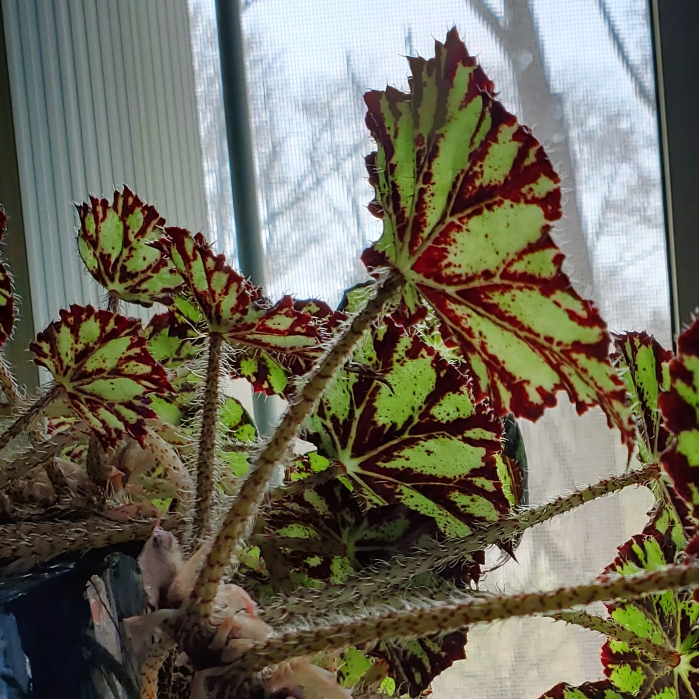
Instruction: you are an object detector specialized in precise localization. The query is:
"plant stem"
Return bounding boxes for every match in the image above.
[548,610,680,667]
[231,563,699,674]
[86,436,109,488]
[0,429,75,489]
[0,360,19,405]
[107,290,120,313]
[190,273,403,619]
[192,332,223,545]
[0,385,61,454]
[262,463,660,624]
[140,634,175,699]
[0,516,181,573]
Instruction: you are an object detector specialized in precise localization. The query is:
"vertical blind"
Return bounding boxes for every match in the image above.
[2,0,208,332]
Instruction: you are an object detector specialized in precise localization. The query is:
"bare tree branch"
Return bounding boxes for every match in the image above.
[468,0,506,41]
[596,0,655,110]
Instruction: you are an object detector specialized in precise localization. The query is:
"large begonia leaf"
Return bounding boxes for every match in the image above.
[614,332,672,463]
[596,505,694,698]
[305,316,509,536]
[263,480,473,696]
[155,229,327,380]
[0,209,15,345]
[659,317,699,523]
[77,188,183,306]
[360,28,632,446]
[538,682,629,699]
[29,305,172,446]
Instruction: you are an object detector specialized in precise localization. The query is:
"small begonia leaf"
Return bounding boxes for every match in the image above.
[305,316,509,536]
[0,209,15,345]
[596,505,693,698]
[659,317,699,522]
[613,332,672,463]
[361,28,632,447]
[144,308,204,369]
[538,682,629,699]
[156,228,338,394]
[76,188,183,306]
[30,305,172,446]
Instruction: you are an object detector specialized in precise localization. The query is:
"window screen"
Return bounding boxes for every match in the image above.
[188,1,668,696]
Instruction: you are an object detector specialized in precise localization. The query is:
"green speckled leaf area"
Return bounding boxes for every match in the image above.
[263,479,474,697]
[0,209,15,345]
[145,307,204,369]
[263,479,442,585]
[76,188,183,306]
[660,318,699,523]
[305,316,509,536]
[614,332,672,463]
[598,506,697,699]
[360,28,632,448]
[538,681,630,699]
[29,305,172,446]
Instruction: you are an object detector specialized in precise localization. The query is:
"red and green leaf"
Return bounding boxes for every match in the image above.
[305,316,510,537]
[538,682,630,699]
[30,305,172,446]
[144,308,204,369]
[77,188,183,306]
[614,332,672,463]
[659,317,699,523]
[596,507,693,698]
[156,228,336,393]
[263,479,472,697]
[0,208,15,345]
[361,28,632,446]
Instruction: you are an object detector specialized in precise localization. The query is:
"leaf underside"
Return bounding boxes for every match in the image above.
[30,305,172,446]
[305,316,510,537]
[361,28,632,447]
[77,187,183,306]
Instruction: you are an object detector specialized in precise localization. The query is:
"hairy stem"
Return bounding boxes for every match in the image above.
[0,385,61,454]
[0,360,19,405]
[191,273,403,618]
[192,332,223,545]
[0,430,75,489]
[140,635,175,699]
[548,610,680,667]
[0,516,180,573]
[233,563,699,673]
[262,463,660,623]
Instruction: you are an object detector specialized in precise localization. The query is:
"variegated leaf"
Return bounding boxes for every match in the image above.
[30,305,172,446]
[145,308,204,368]
[77,188,183,306]
[614,332,672,463]
[306,316,509,536]
[155,228,326,378]
[596,506,693,698]
[659,317,699,523]
[263,479,445,584]
[538,682,630,699]
[361,28,632,447]
[0,208,15,345]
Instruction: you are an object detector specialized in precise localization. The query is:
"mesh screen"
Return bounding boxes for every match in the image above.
[187,1,670,696]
